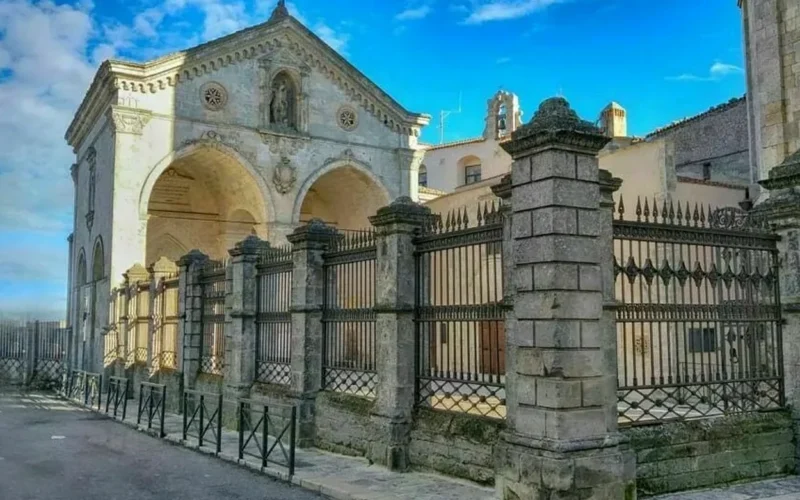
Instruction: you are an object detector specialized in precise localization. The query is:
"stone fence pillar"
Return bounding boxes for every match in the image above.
[287,220,337,447]
[177,250,209,392]
[368,196,431,470]
[224,236,265,405]
[496,97,635,499]
[755,156,800,471]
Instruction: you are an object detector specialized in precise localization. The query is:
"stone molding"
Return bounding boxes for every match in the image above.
[369,196,431,228]
[229,234,269,257]
[491,174,512,200]
[396,148,425,173]
[287,218,338,247]
[177,249,210,268]
[123,263,150,283]
[108,105,151,135]
[66,18,430,149]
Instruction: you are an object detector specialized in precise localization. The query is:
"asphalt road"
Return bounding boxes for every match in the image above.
[0,390,324,500]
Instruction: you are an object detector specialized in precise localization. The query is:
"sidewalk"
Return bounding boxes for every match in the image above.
[652,476,800,500]
[90,397,495,500]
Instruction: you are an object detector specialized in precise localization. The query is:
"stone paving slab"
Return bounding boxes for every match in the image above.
[82,396,495,500]
[652,476,800,500]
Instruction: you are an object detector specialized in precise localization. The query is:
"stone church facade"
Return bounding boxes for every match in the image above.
[64,2,429,369]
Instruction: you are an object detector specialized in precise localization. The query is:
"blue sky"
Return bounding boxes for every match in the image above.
[0,0,746,317]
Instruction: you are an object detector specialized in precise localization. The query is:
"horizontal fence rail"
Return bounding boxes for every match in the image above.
[322,231,377,397]
[182,389,223,453]
[256,247,293,386]
[138,382,167,437]
[105,376,129,420]
[414,202,506,419]
[200,261,227,376]
[237,399,297,477]
[613,198,783,425]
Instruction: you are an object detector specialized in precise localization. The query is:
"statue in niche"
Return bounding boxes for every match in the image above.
[269,73,296,131]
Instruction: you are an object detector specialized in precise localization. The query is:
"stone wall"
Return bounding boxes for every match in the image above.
[314,391,375,456]
[627,411,795,496]
[409,409,502,485]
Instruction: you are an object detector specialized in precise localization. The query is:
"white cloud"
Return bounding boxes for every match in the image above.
[496,56,512,64]
[667,61,743,82]
[395,5,432,21]
[464,0,563,24]
[313,22,351,56]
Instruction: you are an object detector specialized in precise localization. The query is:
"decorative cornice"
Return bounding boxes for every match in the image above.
[229,234,269,257]
[177,249,210,267]
[287,218,338,246]
[491,174,512,200]
[70,163,78,183]
[108,105,151,135]
[397,148,425,172]
[759,149,800,191]
[66,18,430,149]
[501,97,610,158]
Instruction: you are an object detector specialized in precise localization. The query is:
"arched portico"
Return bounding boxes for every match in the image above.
[141,144,271,263]
[294,161,391,231]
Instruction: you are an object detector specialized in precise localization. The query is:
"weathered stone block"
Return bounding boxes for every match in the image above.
[544,407,608,440]
[534,320,580,348]
[530,149,577,181]
[530,206,577,236]
[536,378,582,409]
[517,347,544,376]
[513,291,602,320]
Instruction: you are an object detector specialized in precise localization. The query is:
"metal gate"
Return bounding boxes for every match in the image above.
[613,198,783,425]
[256,246,293,385]
[199,260,227,375]
[414,203,505,419]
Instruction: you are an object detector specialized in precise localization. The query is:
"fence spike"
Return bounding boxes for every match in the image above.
[635,196,642,222]
[456,208,463,229]
[676,202,683,225]
[684,202,691,225]
[652,197,659,221]
[692,203,700,227]
[661,199,668,224]
[463,207,470,228]
[618,195,625,220]
[699,204,706,226]
[643,197,650,222]
[668,200,675,223]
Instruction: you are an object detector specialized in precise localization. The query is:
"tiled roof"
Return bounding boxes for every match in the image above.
[647,96,746,138]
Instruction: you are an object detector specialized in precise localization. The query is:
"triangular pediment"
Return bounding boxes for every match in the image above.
[67,12,430,147]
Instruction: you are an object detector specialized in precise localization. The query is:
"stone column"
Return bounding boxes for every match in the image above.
[224,236,266,405]
[496,97,635,499]
[397,149,425,203]
[754,158,800,470]
[367,197,431,470]
[177,250,209,392]
[287,220,337,447]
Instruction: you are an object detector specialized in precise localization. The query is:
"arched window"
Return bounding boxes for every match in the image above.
[77,251,87,287]
[92,238,104,282]
[419,165,428,188]
[269,71,298,131]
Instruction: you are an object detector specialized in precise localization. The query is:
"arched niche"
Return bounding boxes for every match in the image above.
[92,237,104,282]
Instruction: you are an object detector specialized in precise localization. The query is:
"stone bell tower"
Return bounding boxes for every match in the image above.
[484,90,522,140]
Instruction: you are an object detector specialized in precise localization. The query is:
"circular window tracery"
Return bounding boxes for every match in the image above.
[337,105,358,131]
[201,82,228,111]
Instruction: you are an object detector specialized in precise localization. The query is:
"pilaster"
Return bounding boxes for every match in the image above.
[287,220,338,447]
[496,97,635,499]
[225,236,267,402]
[367,196,431,470]
[177,250,209,391]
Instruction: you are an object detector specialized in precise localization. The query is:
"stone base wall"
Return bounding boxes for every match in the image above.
[314,391,374,456]
[409,409,502,485]
[627,411,795,496]
[152,369,183,413]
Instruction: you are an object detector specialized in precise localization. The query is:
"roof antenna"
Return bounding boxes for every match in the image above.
[438,92,462,145]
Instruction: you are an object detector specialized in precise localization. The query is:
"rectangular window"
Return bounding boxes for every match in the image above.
[465,164,481,185]
[688,328,716,353]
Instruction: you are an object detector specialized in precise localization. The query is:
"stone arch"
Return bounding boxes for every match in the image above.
[140,142,271,262]
[139,141,275,221]
[91,237,105,282]
[292,159,391,228]
[457,155,482,185]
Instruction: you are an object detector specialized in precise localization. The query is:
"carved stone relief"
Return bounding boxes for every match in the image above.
[272,156,297,195]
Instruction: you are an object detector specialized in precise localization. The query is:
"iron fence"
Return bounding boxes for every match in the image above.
[613,198,783,425]
[67,369,102,409]
[182,389,223,453]
[105,376,129,419]
[414,202,505,419]
[0,319,68,385]
[0,319,25,381]
[152,277,180,373]
[106,289,125,367]
[237,399,297,477]
[200,260,227,375]
[138,382,167,437]
[125,282,150,367]
[322,231,377,397]
[256,247,293,385]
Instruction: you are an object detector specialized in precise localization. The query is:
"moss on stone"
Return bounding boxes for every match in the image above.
[251,382,292,399]
[194,373,223,387]
[321,392,374,416]
[414,407,503,445]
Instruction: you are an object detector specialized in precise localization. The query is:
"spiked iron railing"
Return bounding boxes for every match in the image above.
[256,246,293,386]
[199,260,227,376]
[613,196,783,425]
[414,201,506,419]
[322,229,377,397]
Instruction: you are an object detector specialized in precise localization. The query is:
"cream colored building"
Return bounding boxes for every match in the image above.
[65,1,430,370]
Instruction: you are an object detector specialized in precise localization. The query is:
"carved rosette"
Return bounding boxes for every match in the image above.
[272,156,297,195]
[108,106,151,135]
